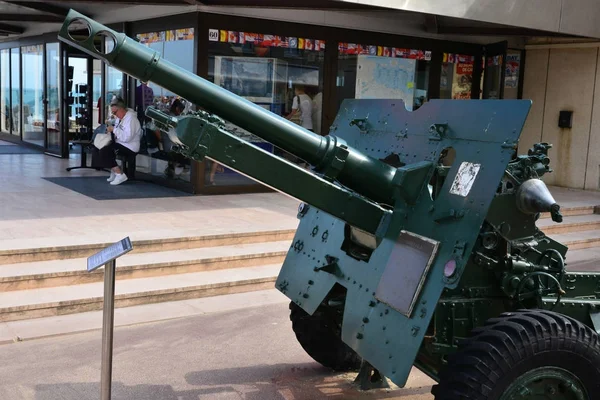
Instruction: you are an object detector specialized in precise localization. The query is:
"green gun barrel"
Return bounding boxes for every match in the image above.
[57,10,397,206]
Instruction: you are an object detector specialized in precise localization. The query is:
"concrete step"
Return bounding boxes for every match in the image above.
[0,241,291,292]
[0,228,295,265]
[0,264,282,322]
[551,230,600,250]
[538,214,600,235]
[539,205,596,219]
[564,248,600,272]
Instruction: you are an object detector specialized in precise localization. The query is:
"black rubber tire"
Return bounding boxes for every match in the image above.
[289,301,362,371]
[431,309,600,399]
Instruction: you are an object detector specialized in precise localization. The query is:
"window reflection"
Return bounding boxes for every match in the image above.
[1,49,9,133]
[46,43,61,152]
[67,57,89,141]
[483,54,503,99]
[336,44,431,112]
[503,51,521,100]
[440,53,474,100]
[22,45,44,146]
[104,65,123,119]
[11,48,20,136]
[207,28,325,187]
[133,28,195,183]
[92,59,102,129]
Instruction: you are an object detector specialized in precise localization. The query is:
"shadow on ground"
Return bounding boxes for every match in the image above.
[33,363,432,400]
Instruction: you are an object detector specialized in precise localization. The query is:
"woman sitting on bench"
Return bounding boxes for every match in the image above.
[98,97,142,186]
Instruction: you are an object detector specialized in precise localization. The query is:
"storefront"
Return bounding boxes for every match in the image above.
[0,11,525,195]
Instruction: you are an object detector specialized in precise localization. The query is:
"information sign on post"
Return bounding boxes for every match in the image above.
[87,237,133,400]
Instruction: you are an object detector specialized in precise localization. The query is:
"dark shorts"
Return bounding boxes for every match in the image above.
[92,142,137,169]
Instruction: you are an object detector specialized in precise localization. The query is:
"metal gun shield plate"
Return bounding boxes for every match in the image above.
[375,231,440,317]
[276,98,532,387]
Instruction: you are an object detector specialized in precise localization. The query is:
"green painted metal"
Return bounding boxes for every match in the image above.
[144,107,389,234]
[499,367,588,400]
[57,9,600,396]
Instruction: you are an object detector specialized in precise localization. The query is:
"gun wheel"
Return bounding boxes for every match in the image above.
[431,309,600,400]
[289,302,362,371]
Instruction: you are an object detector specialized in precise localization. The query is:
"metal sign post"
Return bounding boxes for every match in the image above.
[87,237,133,400]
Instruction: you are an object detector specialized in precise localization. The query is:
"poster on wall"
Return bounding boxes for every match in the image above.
[505,54,520,88]
[452,62,473,99]
[354,55,417,110]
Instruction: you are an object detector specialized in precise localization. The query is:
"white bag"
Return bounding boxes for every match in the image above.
[93,133,112,150]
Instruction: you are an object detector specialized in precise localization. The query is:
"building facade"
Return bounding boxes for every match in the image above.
[0,1,566,195]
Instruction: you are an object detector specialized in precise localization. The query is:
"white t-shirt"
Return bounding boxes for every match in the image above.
[113,108,142,153]
[292,94,313,130]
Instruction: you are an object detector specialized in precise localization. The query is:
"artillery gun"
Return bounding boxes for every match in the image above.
[59,11,600,399]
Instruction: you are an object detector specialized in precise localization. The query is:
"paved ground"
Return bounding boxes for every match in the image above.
[0,301,435,400]
[0,146,299,248]
[1,144,599,247]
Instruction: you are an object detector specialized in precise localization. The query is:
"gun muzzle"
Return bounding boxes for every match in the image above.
[516,178,563,223]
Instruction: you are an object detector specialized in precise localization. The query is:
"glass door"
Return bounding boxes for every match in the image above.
[482,41,507,99]
[66,55,92,142]
[45,42,62,155]
[22,44,44,146]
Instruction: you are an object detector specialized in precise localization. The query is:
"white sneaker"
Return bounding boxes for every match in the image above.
[110,173,128,185]
[107,171,116,182]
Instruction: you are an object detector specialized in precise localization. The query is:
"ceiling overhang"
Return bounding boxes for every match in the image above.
[0,0,590,42]
[330,0,600,39]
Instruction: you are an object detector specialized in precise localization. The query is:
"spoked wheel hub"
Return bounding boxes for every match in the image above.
[500,367,588,400]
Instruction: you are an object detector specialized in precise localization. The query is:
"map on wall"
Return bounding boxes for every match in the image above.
[355,55,417,111]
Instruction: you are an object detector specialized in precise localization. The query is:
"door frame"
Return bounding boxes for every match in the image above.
[62,48,95,157]
[43,42,62,157]
[482,40,508,99]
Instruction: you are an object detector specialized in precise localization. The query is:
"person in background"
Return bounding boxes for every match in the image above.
[154,98,189,178]
[99,97,142,185]
[286,85,313,132]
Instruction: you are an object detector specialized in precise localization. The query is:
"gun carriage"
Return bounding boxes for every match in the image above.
[59,11,600,399]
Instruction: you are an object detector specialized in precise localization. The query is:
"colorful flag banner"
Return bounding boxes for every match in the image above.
[137,29,194,44]
[339,42,432,60]
[207,28,325,51]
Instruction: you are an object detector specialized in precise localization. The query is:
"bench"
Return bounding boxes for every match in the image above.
[116,152,137,180]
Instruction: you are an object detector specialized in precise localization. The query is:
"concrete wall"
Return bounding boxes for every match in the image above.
[521,45,600,190]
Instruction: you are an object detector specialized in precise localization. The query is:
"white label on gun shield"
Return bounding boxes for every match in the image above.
[208,29,219,41]
[450,162,480,197]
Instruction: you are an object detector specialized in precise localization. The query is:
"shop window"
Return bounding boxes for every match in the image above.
[440,53,475,100]
[207,28,325,187]
[483,54,503,99]
[92,59,102,130]
[10,48,20,136]
[0,49,9,134]
[46,42,61,153]
[336,44,431,113]
[503,51,521,99]
[104,66,123,120]
[22,44,44,146]
[67,57,89,141]
[132,28,195,183]
[103,28,125,122]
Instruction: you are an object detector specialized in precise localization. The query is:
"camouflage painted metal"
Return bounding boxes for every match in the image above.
[58,10,600,399]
